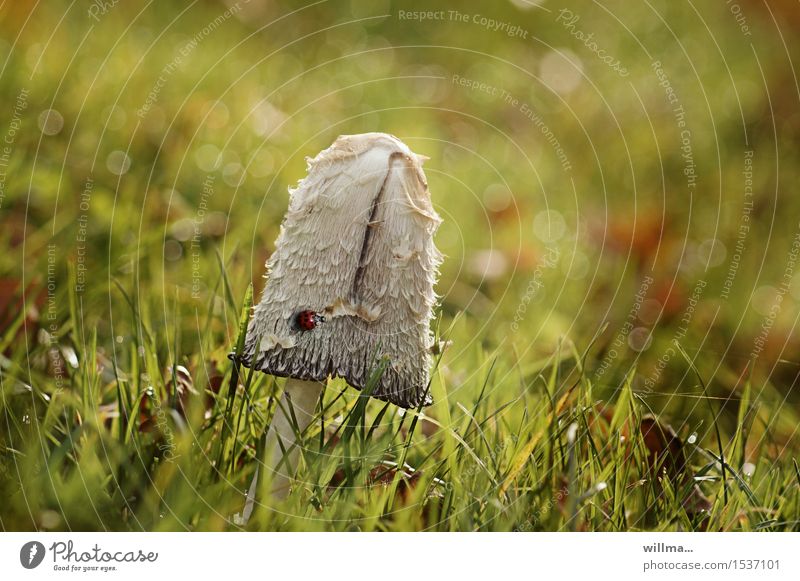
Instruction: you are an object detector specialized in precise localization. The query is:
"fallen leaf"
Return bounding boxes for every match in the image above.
[639,415,711,518]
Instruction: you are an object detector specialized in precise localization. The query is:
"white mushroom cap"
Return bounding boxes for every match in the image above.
[240,133,443,408]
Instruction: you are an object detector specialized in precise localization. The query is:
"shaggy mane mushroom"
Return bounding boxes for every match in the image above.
[239,132,442,496]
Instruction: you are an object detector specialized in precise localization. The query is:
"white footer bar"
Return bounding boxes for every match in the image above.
[1,532,797,580]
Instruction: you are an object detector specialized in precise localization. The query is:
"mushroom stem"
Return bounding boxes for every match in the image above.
[264,377,324,496]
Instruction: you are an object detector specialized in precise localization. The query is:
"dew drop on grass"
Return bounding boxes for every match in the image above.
[539,49,583,95]
[38,109,64,135]
[164,239,183,261]
[697,238,727,267]
[751,286,779,317]
[483,183,512,212]
[566,422,578,444]
[106,150,131,175]
[564,251,589,280]
[687,432,697,444]
[467,249,508,280]
[39,510,61,529]
[628,327,652,352]
[171,218,194,241]
[222,162,245,187]
[61,346,79,368]
[203,100,229,129]
[194,143,221,171]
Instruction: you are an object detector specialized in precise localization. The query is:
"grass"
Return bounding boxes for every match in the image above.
[1,265,798,531]
[1,0,800,531]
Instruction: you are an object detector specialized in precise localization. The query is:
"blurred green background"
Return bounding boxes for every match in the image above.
[1,0,799,531]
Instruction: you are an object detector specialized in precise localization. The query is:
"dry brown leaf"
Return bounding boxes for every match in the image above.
[639,415,711,517]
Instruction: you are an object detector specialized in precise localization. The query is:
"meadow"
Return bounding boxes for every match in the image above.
[0,0,799,531]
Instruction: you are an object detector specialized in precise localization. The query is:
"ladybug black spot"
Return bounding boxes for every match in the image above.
[295,310,324,331]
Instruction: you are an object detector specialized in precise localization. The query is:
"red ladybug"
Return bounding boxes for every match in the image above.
[295,310,325,331]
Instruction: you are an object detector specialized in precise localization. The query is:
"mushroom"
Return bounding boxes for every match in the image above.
[239,133,442,496]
